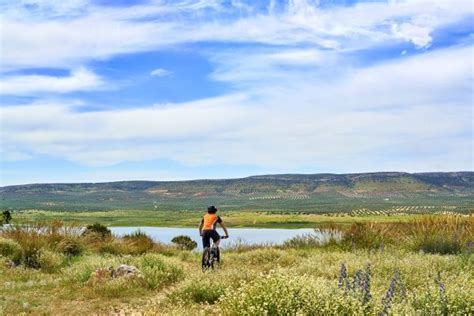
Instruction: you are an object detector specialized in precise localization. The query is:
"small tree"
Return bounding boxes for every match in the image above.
[83,223,111,237]
[1,210,12,225]
[171,235,197,250]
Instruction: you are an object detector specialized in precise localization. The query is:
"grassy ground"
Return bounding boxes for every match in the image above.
[0,216,473,315]
[3,249,472,315]
[13,209,432,228]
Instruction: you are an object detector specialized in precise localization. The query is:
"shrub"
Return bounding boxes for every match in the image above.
[171,235,197,250]
[341,222,390,250]
[412,235,463,255]
[22,247,41,268]
[16,234,47,268]
[57,238,83,257]
[38,249,64,272]
[406,216,473,254]
[172,277,226,304]
[220,271,364,315]
[123,230,155,255]
[1,210,12,224]
[83,223,111,237]
[138,254,184,289]
[97,240,125,255]
[0,238,22,263]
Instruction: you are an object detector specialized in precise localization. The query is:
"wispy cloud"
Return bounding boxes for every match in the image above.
[0,0,472,184]
[1,0,472,71]
[0,68,105,95]
[150,68,172,77]
[2,46,471,171]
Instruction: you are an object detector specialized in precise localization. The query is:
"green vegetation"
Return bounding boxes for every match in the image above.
[1,210,12,224]
[8,209,470,228]
[2,172,473,213]
[0,216,472,315]
[172,235,198,250]
[83,223,111,237]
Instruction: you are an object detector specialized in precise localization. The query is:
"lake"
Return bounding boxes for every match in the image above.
[110,227,332,249]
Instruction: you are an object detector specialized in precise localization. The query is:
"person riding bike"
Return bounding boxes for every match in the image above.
[199,205,229,251]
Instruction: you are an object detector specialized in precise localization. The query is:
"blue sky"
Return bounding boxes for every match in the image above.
[0,0,473,185]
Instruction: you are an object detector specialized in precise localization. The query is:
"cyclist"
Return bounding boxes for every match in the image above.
[199,205,229,250]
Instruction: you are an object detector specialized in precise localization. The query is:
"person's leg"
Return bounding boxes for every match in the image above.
[211,230,221,247]
[202,231,211,249]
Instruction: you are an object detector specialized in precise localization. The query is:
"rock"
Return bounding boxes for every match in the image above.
[89,264,142,284]
[111,264,141,278]
[5,259,17,268]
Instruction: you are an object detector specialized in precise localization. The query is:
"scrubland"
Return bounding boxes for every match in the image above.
[0,215,473,315]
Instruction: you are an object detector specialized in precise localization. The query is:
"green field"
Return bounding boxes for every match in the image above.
[12,209,443,228]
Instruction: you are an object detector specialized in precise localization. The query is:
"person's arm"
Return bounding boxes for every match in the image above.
[220,221,229,237]
[198,219,203,236]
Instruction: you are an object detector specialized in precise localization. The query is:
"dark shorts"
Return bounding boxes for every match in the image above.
[202,230,220,248]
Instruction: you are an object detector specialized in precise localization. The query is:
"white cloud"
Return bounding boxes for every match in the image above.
[0,68,104,95]
[0,1,472,179]
[1,0,472,71]
[392,22,432,48]
[1,46,472,171]
[150,68,172,77]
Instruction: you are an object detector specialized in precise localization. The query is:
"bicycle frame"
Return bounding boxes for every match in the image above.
[202,236,228,272]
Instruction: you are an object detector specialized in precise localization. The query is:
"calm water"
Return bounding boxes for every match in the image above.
[110,227,327,249]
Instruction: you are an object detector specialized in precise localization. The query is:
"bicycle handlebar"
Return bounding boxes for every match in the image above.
[221,236,229,239]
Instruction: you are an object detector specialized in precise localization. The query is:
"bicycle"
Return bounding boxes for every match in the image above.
[202,235,228,271]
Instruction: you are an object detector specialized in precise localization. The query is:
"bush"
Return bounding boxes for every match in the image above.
[1,210,12,224]
[0,238,22,263]
[57,238,83,257]
[17,234,47,268]
[172,277,226,304]
[38,249,64,272]
[341,222,390,250]
[97,240,124,255]
[220,271,364,315]
[123,230,155,255]
[138,254,184,289]
[406,216,473,254]
[83,223,111,237]
[171,235,197,250]
[412,235,463,255]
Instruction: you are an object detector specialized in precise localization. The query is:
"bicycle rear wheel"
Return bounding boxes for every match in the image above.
[202,247,211,271]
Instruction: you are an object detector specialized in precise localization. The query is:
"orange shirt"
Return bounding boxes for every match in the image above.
[201,214,222,230]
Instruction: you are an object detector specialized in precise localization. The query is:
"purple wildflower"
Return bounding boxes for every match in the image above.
[338,263,347,288]
[435,272,448,316]
[380,270,400,316]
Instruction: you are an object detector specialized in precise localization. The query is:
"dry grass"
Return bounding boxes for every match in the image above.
[0,217,473,315]
[338,215,473,254]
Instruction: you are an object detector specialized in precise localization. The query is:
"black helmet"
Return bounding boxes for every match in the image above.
[207,205,218,213]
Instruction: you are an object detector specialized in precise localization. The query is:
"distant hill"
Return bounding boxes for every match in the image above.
[1,172,473,213]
